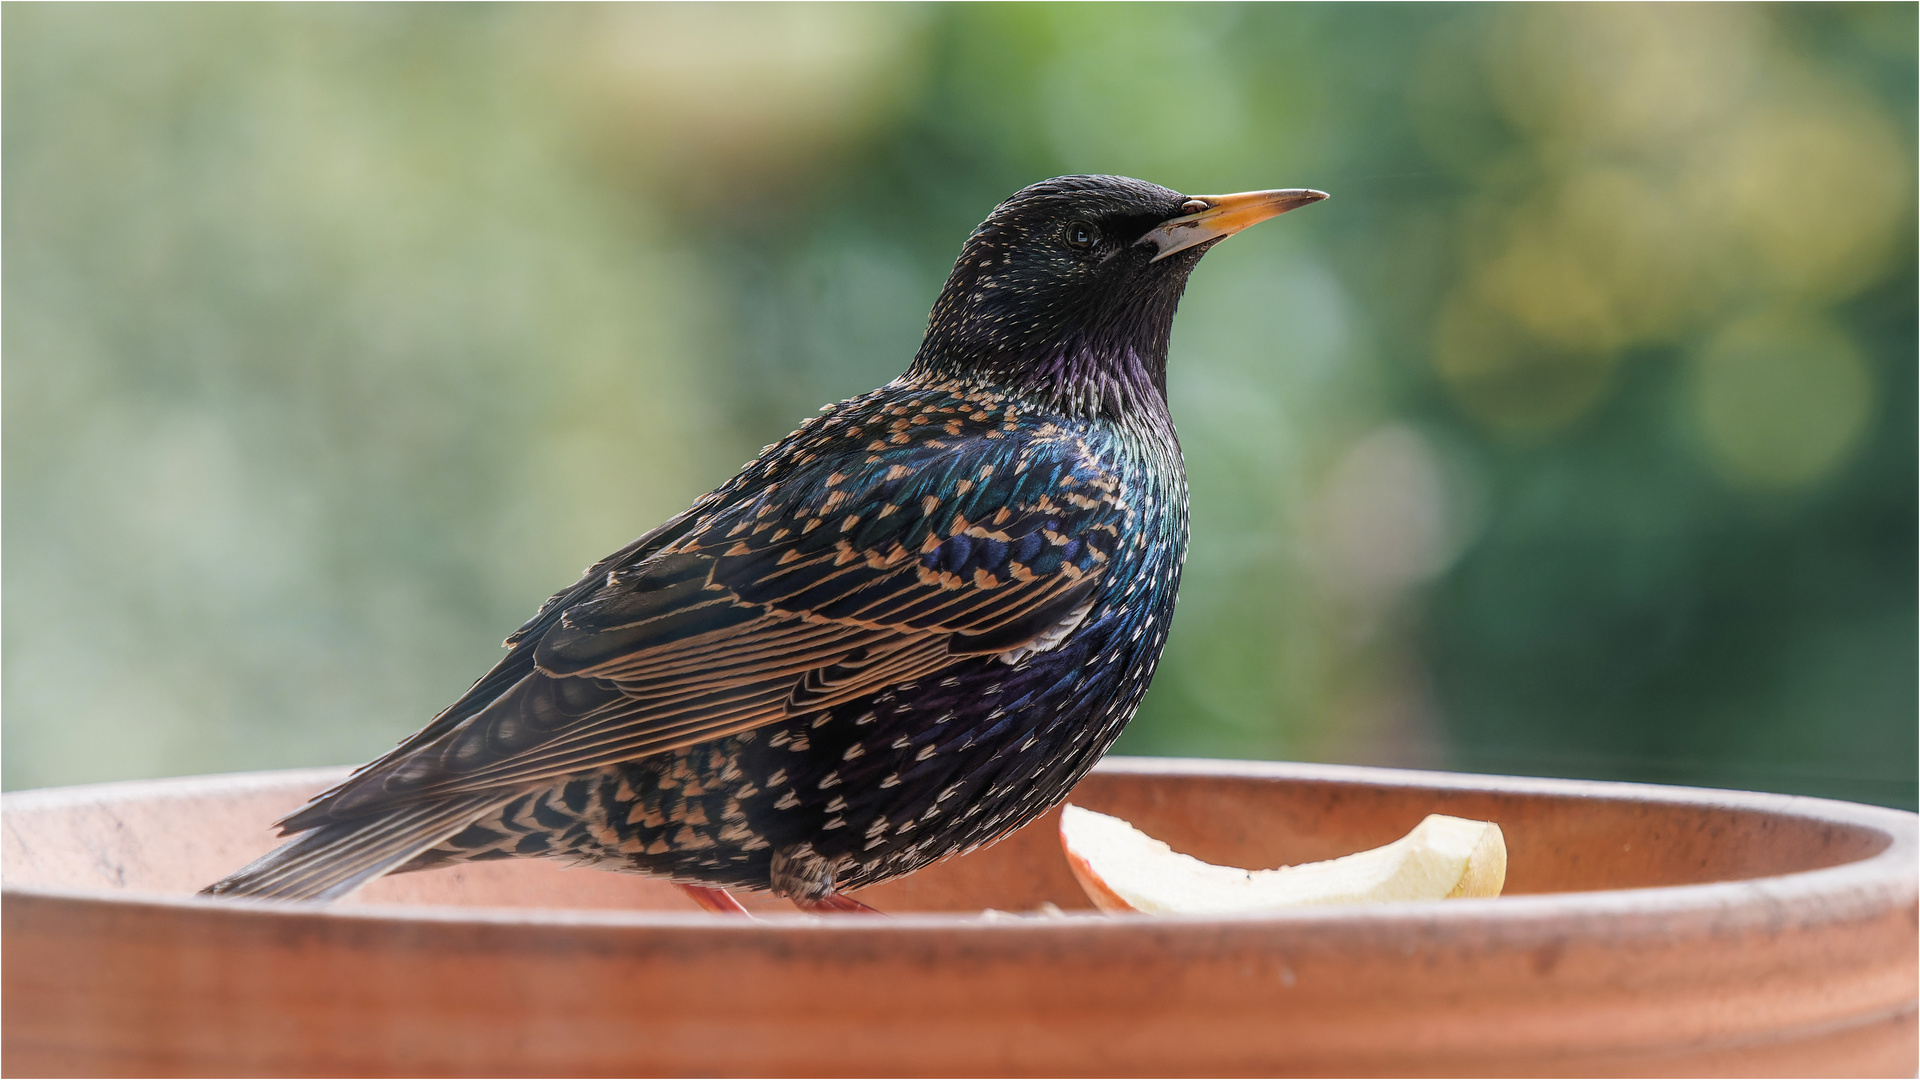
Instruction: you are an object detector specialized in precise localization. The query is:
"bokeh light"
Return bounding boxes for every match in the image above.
[1693,312,1873,490]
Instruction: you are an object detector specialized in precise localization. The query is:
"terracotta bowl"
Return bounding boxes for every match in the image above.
[3,757,1914,1077]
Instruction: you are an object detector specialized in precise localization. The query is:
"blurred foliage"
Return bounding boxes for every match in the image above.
[5,4,1912,808]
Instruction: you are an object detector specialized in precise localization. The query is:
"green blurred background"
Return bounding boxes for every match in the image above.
[5,3,1914,809]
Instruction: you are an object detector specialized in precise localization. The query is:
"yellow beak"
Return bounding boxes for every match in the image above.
[1137,188,1329,262]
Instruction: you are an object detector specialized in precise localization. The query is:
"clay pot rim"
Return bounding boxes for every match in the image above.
[6,757,1913,943]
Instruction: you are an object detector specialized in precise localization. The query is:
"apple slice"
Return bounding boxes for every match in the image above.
[1061,805,1506,914]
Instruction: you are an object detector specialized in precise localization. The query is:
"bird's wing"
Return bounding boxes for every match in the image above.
[282,425,1130,828]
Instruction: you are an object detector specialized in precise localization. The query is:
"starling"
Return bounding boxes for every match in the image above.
[205,175,1326,914]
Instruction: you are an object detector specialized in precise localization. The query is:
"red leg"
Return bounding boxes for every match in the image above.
[677,883,752,915]
[792,890,886,915]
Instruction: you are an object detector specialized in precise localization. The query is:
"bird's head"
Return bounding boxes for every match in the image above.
[912,175,1326,420]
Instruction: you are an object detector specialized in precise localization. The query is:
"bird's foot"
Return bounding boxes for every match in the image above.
[677,883,752,916]
[792,890,886,916]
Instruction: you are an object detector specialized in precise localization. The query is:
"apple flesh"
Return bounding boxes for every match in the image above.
[1060,805,1507,915]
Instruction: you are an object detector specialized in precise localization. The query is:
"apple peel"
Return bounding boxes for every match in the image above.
[1061,805,1507,915]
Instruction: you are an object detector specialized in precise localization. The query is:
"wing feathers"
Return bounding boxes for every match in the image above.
[272,412,1129,832]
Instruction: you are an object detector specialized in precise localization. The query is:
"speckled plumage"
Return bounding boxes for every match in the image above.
[205,175,1321,907]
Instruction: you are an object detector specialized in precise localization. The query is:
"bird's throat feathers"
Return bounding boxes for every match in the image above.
[909,254,1194,425]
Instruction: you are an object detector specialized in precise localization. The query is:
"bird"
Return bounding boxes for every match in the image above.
[204,175,1327,914]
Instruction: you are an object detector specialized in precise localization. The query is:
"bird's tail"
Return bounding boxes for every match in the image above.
[200,793,505,902]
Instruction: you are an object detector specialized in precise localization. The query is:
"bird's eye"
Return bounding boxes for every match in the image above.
[1180,199,1210,215]
[1065,220,1097,250]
